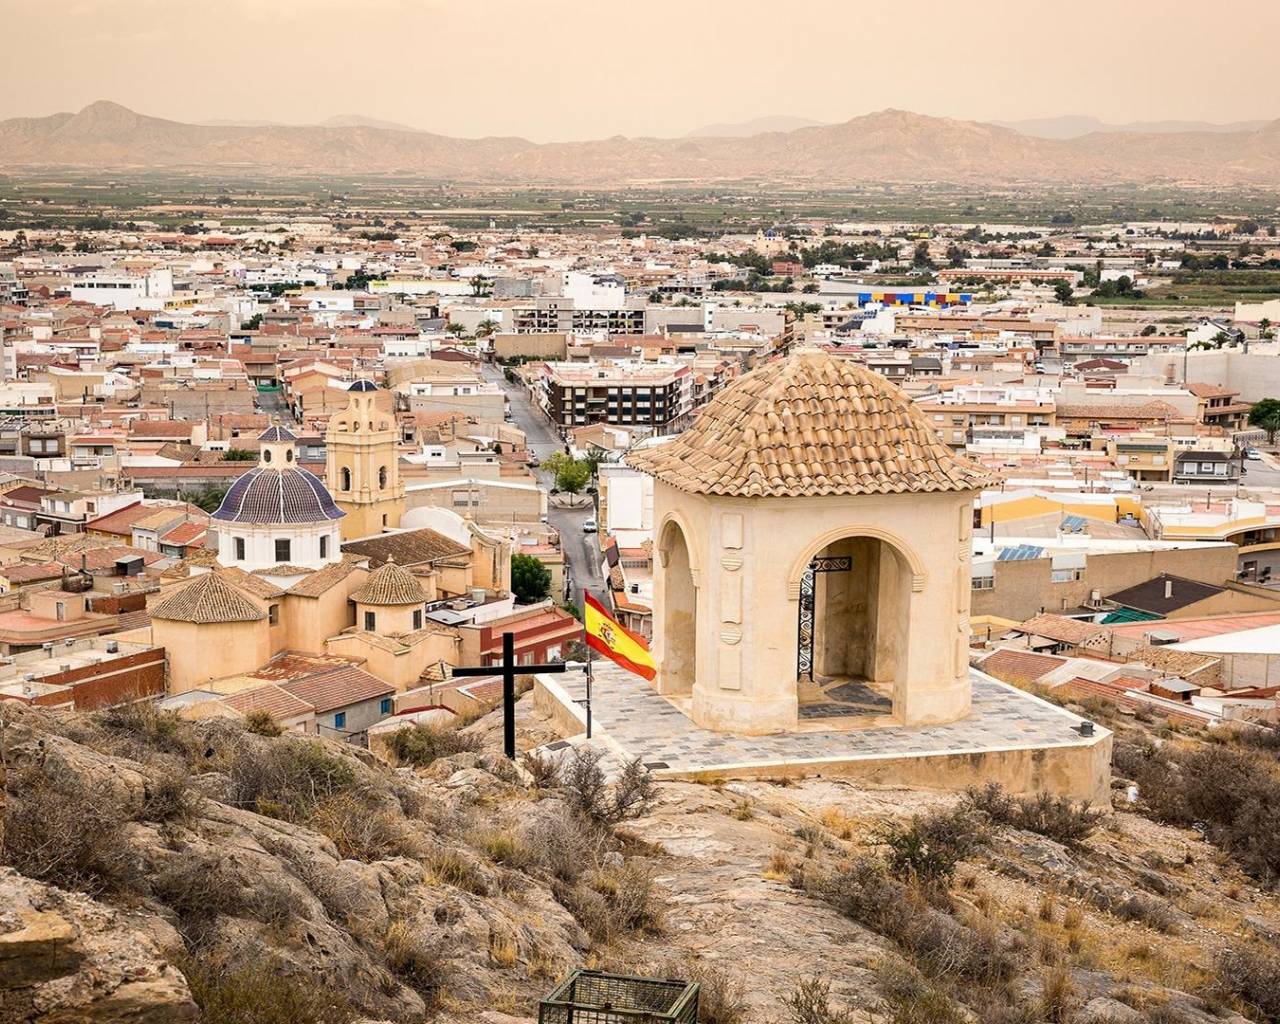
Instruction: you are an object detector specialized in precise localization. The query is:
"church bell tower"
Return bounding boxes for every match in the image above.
[325,380,405,540]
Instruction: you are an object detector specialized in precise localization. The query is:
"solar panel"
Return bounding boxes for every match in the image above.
[997,544,1044,562]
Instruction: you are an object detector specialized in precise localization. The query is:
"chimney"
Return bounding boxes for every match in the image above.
[1164,578,1173,600]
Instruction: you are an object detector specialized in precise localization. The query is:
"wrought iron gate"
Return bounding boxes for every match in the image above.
[796,555,852,680]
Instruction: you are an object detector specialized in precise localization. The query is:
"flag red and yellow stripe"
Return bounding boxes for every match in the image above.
[584,593,657,680]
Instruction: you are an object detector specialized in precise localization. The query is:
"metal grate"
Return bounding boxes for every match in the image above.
[539,970,699,1024]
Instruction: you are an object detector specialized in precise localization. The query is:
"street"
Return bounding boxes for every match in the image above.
[483,364,607,610]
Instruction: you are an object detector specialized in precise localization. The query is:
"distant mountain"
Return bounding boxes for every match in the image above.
[318,114,423,133]
[993,114,1272,139]
[685,115,828,138]
[2,101,1278,186]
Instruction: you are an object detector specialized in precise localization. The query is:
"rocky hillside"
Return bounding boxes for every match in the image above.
[2,101,1279,186]
[2,694,1280,1023]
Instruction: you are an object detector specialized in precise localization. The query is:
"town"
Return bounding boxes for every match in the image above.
[5,3,1280,1021]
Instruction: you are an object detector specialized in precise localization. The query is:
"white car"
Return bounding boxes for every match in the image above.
[582,518,597,533]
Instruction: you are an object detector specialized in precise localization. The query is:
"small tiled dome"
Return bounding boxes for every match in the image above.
[349,557,427,605]
[212,467,344,524]
[257,424,298,443]
[348,379,379,392]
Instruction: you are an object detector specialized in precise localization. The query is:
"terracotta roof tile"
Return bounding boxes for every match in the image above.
[221,683,315,721]
[627,350,994,498]
[349,558,428,606]
[342,528,471,568]
[279,665,394,714]
[150,572,265,624]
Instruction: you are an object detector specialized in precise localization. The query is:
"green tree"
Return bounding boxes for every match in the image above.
[241,313,263,331]
[1249,398,1280,444]
[475,318,499,338]
[510,554,551,604]
[445,321,466,337]
[1261,318,1274,341]
[544,451,591,493]
[185,484,230,513]
[1053,282,1075,305]
[222,448,257,462]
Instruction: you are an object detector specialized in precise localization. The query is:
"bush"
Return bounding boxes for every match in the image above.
[783,977,856,1024]
[1124,744,1280,885]
[664,957,747,1024]
[96,699,197,759]
[383,921,449,1006]
[591,861,663,935]
[874,960,963,1024]
[225,739,357,820]
[1115,894,1179,934]
[308,791,417,862]
[2,759,135,895]
[141,771,197,823]
[879,808,987,883]
[521,749,563,789]
[243,709,283,737]
[383,722,481,769]
[519,807,607,882]
[563,748,655,827]
[1216,946,1280,1023]
[151,853,248,926]
[963,783,1103,846]
[807,857,1015,986]
[425,848,490,895]
[182,957,356,1024]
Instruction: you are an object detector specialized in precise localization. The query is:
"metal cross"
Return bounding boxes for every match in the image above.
[451,631,568,760]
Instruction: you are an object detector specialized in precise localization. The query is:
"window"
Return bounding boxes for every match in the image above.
[234,537,246,561]
[274,538,291,563]
[268,604,279,625]
[333,712,346,730]
[340,467,351,491]
[378,466,388,488]
[380,697,392,715]
[364,611,376,631]
[413,609,423,630]
[971,576,995,591]
[320,535,329,558]
[263,448,272,463]
[1050,568,1083,583]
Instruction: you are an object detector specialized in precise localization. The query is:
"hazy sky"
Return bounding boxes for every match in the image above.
[3,0,1278,141]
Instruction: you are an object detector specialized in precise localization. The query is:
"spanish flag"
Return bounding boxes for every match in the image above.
[584,593,657,681]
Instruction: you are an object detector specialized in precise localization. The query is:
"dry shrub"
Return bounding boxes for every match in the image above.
[1039,964,1079,1023]
[874,960,962,1024]
[383,921,449,1006]
[1119,741,1280,885]
[664,956,747,1024]
[519,807,606,882]
[141,770,198,823]
[151,852,249,925]
[521,749,563,789]
[1216,945,1280,1023]
[2,758,135,895]
[181,956,355,1024]
[243,709,283,737]
[878,807,987,884]
[963,783,1103,846]
[784,976,856,1024]
[591,861,663,935]
[309,791,417,862]
[96,698,198,761]
[1115,894,1179,934]
[224,738,357,821]
[383,721,481,768]
[425,847,489,895]
[808,856,1016,987]
[563,748,656,827]
[477,828,533,869]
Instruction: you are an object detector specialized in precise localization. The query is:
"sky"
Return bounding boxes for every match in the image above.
[3,0,1278,142]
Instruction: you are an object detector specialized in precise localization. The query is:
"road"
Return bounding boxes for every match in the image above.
[483,364,607,610]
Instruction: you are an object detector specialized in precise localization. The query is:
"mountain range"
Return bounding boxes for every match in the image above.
[2,101,1279,186]
[989,114,1272,139]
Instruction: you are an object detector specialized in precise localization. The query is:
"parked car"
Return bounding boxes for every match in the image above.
[582,517,597,533]
[528,452,540,467]
[1246,449,1263,461]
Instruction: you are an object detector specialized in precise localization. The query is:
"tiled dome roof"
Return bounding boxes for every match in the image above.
[349,558,428,606]
[257,425,297,442]
[348,379,379,392]
[628,349,995,498]
[211,467,345,524]
[151,571,265,624]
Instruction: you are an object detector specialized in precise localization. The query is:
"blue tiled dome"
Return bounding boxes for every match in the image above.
[212,467,344,524]
[348,379,379,392]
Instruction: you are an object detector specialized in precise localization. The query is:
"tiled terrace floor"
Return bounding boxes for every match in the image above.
[536,664,1103,777]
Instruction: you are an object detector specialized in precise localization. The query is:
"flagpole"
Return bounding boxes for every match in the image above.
[584,592,594,740]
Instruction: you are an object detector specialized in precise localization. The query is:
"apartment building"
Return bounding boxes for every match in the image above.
[916,385,1056,448]
[536,360,694,434]
[510,296,646,335]
[1058,336,1184,366]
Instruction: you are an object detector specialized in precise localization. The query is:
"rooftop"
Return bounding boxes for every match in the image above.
[628,349,994,498]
